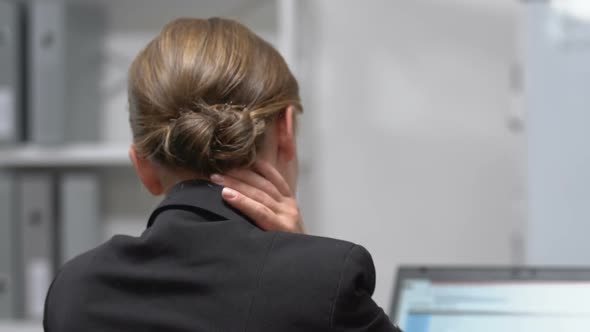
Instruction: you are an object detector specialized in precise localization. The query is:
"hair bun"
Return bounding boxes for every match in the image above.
[163,103,266,175]
[128,18,301,176]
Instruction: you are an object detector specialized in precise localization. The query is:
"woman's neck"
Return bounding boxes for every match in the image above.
[156,165,208,194]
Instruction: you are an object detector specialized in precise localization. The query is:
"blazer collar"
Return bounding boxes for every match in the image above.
[146,180,250,228]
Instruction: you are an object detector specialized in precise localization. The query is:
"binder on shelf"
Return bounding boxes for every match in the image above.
[0,1,25,318]
[65,2,106,143]
[18,173,56,320]
[0,173,18,319]
[28,0,66,144]
[0,1,24,144]
[59,172,101,265]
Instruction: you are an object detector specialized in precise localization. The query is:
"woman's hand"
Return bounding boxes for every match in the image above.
[210,161,305,234]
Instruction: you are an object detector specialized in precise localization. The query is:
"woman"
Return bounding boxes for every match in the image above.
[44,18,399,332]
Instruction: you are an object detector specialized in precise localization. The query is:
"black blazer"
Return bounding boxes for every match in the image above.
[44,180,400,332]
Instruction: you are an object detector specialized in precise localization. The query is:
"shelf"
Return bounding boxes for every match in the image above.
[0,143,131,168]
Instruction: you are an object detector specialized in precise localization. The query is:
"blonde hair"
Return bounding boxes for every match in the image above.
[128,17,301,176]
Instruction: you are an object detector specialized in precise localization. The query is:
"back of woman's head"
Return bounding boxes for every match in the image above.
[128,17,301,176]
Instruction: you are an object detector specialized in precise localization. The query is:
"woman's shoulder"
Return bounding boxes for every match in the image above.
[246,231,381,329]
[272,231,358,255]
[264,231,375,284]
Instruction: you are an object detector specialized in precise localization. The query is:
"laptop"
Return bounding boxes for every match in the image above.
[390,266,590,332]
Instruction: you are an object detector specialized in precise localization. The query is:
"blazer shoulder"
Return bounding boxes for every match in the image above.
[269,232,378,279]
[244,232,362,331]
[54,238,112,284]
[273,231,357,259]
[46,238,113,307]
[270,233,379,297]
[44,242,107,331]
[270,234,399,331]
[330,244,399,331]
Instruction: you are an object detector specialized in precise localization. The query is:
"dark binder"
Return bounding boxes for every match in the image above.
[18,173,56,320]
[0,0,25,318]
[28,0,66,144]
[0,1,24,143]
[0,172,18,318]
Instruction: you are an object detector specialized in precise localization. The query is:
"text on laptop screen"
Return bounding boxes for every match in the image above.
[395,279,590,332]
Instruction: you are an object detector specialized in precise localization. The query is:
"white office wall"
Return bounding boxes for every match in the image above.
[299,0,525,309]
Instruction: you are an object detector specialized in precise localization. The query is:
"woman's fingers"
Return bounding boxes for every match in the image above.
[253,161,292,197]
[212,163,305,234]
[224,168,282,201]
[221,188,281,231]
[210,174,278,212]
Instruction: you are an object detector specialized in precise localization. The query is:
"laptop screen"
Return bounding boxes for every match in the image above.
[392,268,590,332]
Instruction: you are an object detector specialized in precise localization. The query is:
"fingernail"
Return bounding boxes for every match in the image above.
[222,187,237,199]
[210,174,224,184]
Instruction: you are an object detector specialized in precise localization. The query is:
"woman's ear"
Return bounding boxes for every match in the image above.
[276,106,297,162]
[129,145,165,195]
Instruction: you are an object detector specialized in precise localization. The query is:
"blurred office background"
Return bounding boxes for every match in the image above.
[1,0,589,330]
